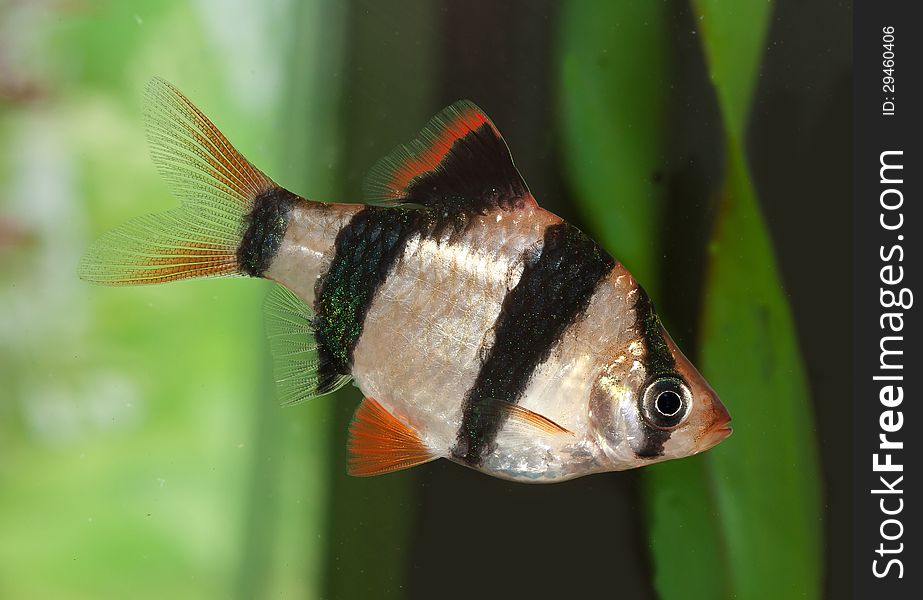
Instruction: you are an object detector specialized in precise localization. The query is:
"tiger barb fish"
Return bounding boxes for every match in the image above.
[80,78,732,483]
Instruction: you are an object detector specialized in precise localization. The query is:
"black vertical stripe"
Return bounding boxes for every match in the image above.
[633,288,677,379]
[313,206,479,383]
[452,221,616,466]
[630,289,678,458]
[312,207,428,383]
[237,187,299,277]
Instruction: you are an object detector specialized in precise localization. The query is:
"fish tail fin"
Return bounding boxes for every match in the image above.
[79,77,298,286]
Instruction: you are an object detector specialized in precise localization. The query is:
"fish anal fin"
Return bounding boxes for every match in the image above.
[363,100,536,212]
[348,398,437,477]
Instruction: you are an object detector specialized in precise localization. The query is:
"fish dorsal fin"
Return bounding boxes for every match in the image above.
[264,284,351,405]
[348,398,438,476]
[363,100,536,212]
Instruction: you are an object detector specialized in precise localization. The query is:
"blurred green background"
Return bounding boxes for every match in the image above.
[0,1,851,599]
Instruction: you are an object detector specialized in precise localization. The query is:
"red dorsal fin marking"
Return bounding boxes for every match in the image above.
[387,106,491,196]
[348,398,437,476]
[363,100,536,211]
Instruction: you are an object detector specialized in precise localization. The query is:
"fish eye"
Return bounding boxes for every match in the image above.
[641,377,692,429]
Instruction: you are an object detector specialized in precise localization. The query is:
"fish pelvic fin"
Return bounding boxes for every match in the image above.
[483,398,574,437]
[348,398,438,477]
[452,398,575,466]
[264,284,351,405]
[79,77,300,285]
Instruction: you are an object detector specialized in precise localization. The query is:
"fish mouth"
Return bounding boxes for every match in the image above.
[696,422,733,452]
[707,423,733,440]
[696,402,733,451]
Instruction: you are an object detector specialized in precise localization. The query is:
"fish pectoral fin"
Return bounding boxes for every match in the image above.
[264,284,351,405]
[348,398,438,477]
[363,100,537,211]
[482,398,575,438]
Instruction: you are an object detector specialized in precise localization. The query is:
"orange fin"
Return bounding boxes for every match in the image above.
[348,398,437,477]
[363,100,536,212]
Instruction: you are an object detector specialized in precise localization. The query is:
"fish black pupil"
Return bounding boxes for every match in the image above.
[656,390,682,417]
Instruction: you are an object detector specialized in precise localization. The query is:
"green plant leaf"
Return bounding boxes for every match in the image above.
[693,1,823,598]
[560,2,822,599]
[559,4,729,597]
[691,0,773,140]
[700,136,822,599]
[644,456,731,599]
[558,0,671,288]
